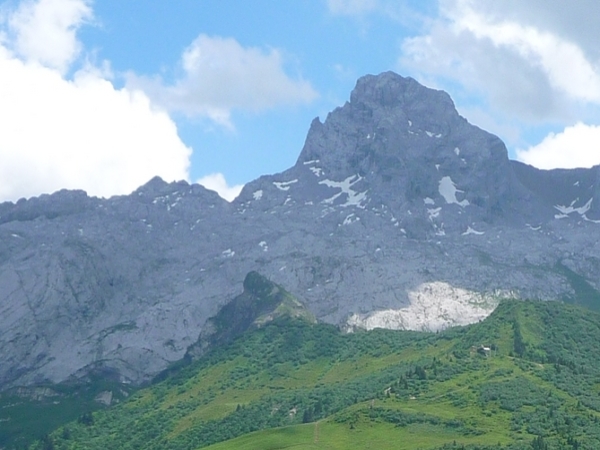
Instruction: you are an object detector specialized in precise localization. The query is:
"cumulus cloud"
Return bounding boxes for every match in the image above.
[448,0,600,104]
[0,0,191,202]
[5,0,92,74]
[516,123,600,170]
[196,173,244,202]
[402,25,563,121]
[401,0,600,120]
[455,0,600,63]
[127,35,318,127]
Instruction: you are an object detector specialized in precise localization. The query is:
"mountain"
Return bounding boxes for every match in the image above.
[29,300,600,449]
[185,271,315,360]
[1,71,600,390]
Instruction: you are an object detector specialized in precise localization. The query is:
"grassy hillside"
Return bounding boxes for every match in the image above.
[26,299,600,450]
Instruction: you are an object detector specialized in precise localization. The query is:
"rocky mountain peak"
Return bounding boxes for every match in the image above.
[134,175,170,196]
[346,72,494,164]
[297,72,474,171]
[129,176,228,213]
[349,72,456,119]
[277,72,529,230]
[235,72,543,238]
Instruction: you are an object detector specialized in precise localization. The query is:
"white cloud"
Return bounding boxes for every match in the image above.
[128,34,318,127]
[516,123,600,170]
[0,0,192,202]
[402,26,558,121]
[327,0,378,16]
[453,0,600,63]
[400,0,600,121]
[196,173,243,202]
[5,0,92,74]
[447,0,600,104]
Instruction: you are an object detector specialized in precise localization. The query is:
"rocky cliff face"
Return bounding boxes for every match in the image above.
[1,72,600,389]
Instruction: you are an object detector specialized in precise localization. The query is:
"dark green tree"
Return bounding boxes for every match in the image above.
[531,435,547,450]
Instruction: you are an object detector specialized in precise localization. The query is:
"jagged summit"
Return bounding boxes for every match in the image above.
[298,72,491,168]
[238,71,534,234]
[133,176,226,203]
[349,72,456,121]
[134,175,170,195]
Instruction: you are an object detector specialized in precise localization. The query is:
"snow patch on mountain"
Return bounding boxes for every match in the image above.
[554,198,592,218]
[427,207,441,221]
[463,226,485,236]
[319,175,368,208]
[310,167,323,177]
[342,213,359,225]
[439,176,469,207]
[273,180,298,191]
[345,282,500,332]
[221,249,235,258]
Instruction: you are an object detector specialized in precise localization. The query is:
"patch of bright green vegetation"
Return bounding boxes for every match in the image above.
[202,418,485,450]
[28,300,600,450]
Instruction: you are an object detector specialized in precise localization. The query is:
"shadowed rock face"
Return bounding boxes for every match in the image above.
[185,271,314,361]
[1,71,600,389]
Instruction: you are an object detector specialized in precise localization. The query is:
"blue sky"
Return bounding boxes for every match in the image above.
[1,0,600,201]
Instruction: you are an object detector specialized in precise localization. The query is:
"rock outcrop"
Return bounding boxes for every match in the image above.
[185,271,314,360]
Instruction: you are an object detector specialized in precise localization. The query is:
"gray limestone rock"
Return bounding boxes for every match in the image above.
[1,72,600,390]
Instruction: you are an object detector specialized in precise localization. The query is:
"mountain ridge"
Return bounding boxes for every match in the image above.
[1,71,600,390]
